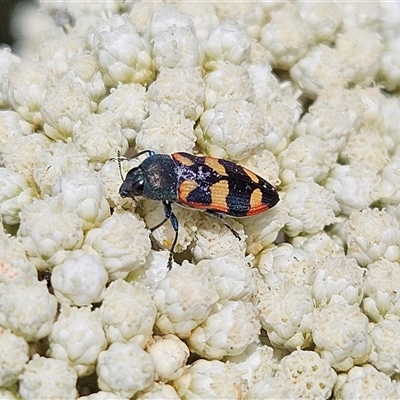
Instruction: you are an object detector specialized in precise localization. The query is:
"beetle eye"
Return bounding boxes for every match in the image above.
[119,168,145,198]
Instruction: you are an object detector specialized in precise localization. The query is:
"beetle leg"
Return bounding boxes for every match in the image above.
[205,210,241,240]
[149,201,179,270]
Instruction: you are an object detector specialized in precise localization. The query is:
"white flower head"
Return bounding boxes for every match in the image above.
[283,181,340,237]
[97,342,155,398]
[275,349,337,399]
[37,35,86,79]
[278,135,338,185]
[136,105,196,154]
[340,126,390,171]
[379,155,400,206]
[379,38,400,91]
[100,279,156,347]
[225,342,275,389]
[242,148,281,187]
[334,364,400,399]
[242,201,289,256]
[4,60,52,126]
[175,2,220,42]
[337,207,400,267]
[152,25,202,69]
[19,355,78,400]
[256,243,314,288]
[246,63,280,104]
[73,111,129,169]
[260,4,315,69]
[0,110,32,145]
[362,259,400,322]
[195,100,265,161]
[91,18,155,86]
[48,305,107,377]
[0,230,37,285]
[203,62,254,110]
[41,80,93,141]
[31,140,90,197]
[335,28,383,86]
[98,82,149,139]
[325,162,381,215]
[51,249,108,306]
[188,300,260,360]
[196,255,255,303]
[313,295,372,371]
[310,256,364,307]
[134,382,179,399]
[292,230,345,261]
[18,196,84,271]
[0,327,29,387]
[202,21,252,68]
[148,67,205,121]
[0,280,57,341]
[368,319,400,376]
[0,168,36,226]
[191,215,246,263]
[1,133,53,185]
[52,169,110,233]
[255,281,314,350]
[83,211,151,281]
[297,2,343,43]
[147,334,189,382]
[62,53,107,103]
[290,45,348,99]
[0,47,21,108]
[294,89,360,151]
[148,4,194,39]
[173,359,243,399]
[153,261,219,338]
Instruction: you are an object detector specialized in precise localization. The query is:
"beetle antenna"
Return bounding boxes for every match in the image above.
[117,150,124,181]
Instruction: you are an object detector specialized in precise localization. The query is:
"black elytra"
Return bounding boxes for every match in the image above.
[119,150,279,269]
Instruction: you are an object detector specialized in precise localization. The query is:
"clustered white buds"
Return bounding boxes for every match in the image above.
[0,1,399,398]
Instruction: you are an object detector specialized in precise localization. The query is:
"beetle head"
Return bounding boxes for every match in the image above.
[119,167,144,198]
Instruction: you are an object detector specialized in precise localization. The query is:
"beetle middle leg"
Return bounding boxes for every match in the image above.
[205,210,241,240]
[149,201,178,270]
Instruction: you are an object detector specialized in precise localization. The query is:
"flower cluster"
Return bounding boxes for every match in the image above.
[1,1,400,399]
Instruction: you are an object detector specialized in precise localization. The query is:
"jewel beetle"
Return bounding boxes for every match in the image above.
[119,150,279,269]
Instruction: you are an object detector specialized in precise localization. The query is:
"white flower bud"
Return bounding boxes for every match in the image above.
[100,279,156,346]
[48,305,107,377]
[0,327,29,387]
[0,280,57,341]
[4,61,52,126]
[84,212,151,281]
[188,300,260,359]
[195,100,265,161]
[313,295,372,371]
[18,196,84,271]
[0,168,36,225]
[97,342,155,398]
[283,181,340,237]
[154,262,219,338]
[19,355,78,400]
[51,249,108,306]
[173,359,243,399]
[41,81,93,141]
[147,335,189,382]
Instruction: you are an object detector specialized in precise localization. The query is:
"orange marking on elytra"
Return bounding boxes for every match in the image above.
[173,153,194,166]
[204,157,227,176]
[179,180,198,199]
[210,180,229,213]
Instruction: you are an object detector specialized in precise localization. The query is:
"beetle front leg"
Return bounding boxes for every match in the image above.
[149,201,179,270]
